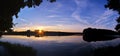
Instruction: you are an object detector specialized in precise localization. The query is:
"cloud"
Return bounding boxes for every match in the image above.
[72,14,89,25]
[93,9,119,30]
[47,2,63,13]
[47,15,60,18]
[74,0,88,8]
[72,0,118,30]
[19,18,28,22]
[71,0,89,25]
[13,17,34,29]
[94,9,114,24]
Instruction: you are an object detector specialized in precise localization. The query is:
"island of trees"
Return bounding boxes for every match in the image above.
[83,0,120,42]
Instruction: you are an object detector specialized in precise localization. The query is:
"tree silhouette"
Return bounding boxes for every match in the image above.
[0,0,56,35]
[105,0,120,32]
[105,0,120,14]
[115,23,120,31]
[115,17,120,32]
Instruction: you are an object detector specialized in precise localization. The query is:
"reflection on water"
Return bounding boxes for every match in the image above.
[0,35,89,56]
[0,35,84,44]
[0,35,120,56]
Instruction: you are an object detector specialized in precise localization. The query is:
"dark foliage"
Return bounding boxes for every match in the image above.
[115,23,120,31]
[0,0,56,32]
[83,28,119,42]
[116,16,120,23]
[105,0,120,31]
[115,16,120,32]
[105,0,120,14]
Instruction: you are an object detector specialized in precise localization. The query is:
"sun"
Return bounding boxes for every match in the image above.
[39,29,43,33]
[37,27,44,34]
[34,26,45,35]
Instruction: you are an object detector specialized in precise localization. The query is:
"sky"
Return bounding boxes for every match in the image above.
[13,0,119,32]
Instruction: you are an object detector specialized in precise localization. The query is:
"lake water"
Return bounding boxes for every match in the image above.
[0,35,120,56]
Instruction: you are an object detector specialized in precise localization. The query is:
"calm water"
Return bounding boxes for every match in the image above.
[0,35,120,56]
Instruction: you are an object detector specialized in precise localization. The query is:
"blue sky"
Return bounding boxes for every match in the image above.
[13,0,119,32]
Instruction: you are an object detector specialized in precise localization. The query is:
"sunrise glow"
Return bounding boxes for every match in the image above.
[13,0,118,32]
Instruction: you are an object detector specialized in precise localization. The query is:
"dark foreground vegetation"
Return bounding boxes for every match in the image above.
[0,42,36,56]
[93,44,120,56]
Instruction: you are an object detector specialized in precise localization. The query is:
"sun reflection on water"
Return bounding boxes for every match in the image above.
[0,35,83,44]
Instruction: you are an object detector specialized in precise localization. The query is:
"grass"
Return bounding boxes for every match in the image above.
[0,42,37,56]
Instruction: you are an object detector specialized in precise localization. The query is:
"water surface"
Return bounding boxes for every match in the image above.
[0,35,120,56]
